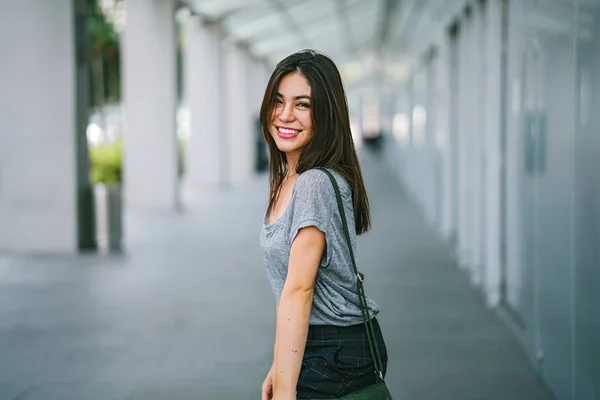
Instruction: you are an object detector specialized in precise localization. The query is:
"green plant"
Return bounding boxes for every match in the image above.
[87,0,122,108]
[89,141,122,184]
[89,138,186,185]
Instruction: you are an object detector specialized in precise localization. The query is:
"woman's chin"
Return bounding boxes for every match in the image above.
[274,142,301,155]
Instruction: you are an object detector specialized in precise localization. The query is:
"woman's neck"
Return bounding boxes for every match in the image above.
[285,152,300,176]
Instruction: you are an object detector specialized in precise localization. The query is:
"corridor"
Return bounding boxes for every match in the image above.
[0,152,552,400]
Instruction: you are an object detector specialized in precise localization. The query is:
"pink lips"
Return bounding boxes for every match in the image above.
[276,126,300,139]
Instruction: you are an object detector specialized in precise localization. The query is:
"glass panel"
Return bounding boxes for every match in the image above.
[574,0,600,398]
[505,0,529,327]
[521,1,576,399]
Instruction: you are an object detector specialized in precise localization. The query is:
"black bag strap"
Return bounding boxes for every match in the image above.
[316,168,389,390]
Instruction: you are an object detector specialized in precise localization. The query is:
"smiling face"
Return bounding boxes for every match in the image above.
[268,72,314,164]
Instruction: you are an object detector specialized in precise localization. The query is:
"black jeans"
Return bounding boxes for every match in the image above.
[296,318,388,399]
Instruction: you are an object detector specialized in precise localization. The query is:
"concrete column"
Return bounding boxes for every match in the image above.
[378,86,395,135]
[183,17,224,191]
[393,81,406,186]
[457,14,472,270]
[424,52,438,226]
[123,0,178,209]
[411,68,427,204]
[250,57,269,112]
[437,40,455,241]
[403,75,415,186]
[0,0,89,253]
[248,56,268,170]
[473,2,487,274]
[466,10,481,281]
[261,61,273,95]
[447,32,461,248]
[224,45,256,185]
[504,0,525,312]
[482,0,504,307]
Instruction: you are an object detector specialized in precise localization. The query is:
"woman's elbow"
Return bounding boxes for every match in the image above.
[281,284,314,303]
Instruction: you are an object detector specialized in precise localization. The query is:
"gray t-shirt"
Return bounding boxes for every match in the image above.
[260,168,380,326]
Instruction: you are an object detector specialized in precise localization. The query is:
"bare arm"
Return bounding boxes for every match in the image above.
[272,306,279,369]
[272,226,325,398]
[274,306,279,362]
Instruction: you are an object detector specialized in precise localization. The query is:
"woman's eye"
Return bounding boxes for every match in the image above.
[297,102,310,108]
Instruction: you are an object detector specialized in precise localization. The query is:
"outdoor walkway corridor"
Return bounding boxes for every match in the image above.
[0,151,553,400]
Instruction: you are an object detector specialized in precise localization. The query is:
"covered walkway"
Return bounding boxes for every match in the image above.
[0,153,552,400]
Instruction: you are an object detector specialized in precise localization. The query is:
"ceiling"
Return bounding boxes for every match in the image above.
[184,0,468,87]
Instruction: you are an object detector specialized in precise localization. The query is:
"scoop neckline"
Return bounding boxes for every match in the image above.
[262,168,337,229]
[263,175,300,229]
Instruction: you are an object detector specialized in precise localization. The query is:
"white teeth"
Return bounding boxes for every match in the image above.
[279,128,299,134]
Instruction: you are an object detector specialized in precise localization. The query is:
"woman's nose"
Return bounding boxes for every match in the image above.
[278,104,295,122]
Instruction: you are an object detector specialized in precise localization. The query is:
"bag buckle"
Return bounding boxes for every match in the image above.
[357,272,365,284]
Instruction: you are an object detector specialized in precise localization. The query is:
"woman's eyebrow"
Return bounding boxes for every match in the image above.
[276,92,312,100]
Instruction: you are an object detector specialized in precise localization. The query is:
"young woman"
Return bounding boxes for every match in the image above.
[259,50,388,400]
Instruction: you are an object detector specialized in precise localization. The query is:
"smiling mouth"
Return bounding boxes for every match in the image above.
[277,127,301,135]
[276,126,301,139]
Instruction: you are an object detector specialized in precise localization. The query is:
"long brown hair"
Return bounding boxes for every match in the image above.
[259,49,371,234]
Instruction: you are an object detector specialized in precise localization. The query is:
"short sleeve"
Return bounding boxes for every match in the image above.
[288,170,338,265]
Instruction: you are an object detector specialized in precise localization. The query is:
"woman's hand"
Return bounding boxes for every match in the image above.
[271,394,296,400]
[261,366,275,400]
[263,366,297,400]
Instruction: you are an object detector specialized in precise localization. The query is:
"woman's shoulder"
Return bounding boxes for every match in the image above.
[299,168,350,191]
[297,168,331,185]
[293,169,333,199]
[298,168,346,185]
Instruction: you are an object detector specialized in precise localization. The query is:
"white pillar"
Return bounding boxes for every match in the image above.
[184,17,224,191]
[424,52,438,226]
[411,68,427,204]
[378,86,394,135]
[483,0,504,307]
[123,0,178,209]
[0,0,81,253]
[437,40,454,241]
[403,75,415,187]
[470,6,485,286]
[457,14,472,270]
[447,32,461,247]
[252,58,271,173]
[224,45,256,185]
[392,84,411,178]
[263,62,274,98]
[505,0,525,311]
[247,58,262,115]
